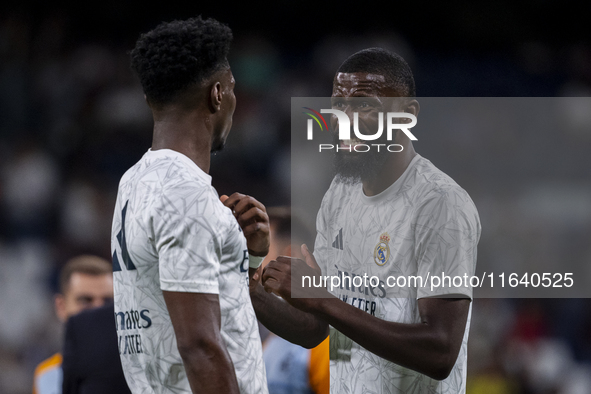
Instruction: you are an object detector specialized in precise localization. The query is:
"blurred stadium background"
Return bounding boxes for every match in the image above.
[1,1,590,393]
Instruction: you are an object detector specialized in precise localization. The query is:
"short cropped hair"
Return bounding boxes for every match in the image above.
[130,16,233,106]
[59,255,112,294]
[336,48,416,97]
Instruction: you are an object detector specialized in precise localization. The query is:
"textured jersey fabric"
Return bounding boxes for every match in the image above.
[314,154,480,394]
[111,149,267,394]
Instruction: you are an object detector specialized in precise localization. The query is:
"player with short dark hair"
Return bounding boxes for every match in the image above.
[130,16,233,108]
[330,48,418,184]
[337,47,416,97]
[253,48,480,393]
[112,16,268,394]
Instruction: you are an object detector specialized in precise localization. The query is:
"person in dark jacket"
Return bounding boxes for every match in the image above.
[62,303,131,394]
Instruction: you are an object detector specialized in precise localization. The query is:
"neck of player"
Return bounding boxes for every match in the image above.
[151,107,214,174]
[362,141,417,197]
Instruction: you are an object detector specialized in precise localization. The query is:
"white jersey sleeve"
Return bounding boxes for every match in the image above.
[414,188,481,299]
[153,185,222,294]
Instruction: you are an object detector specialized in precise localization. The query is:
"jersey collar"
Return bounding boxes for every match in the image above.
[145,148,212,185]
[359,153,422,205]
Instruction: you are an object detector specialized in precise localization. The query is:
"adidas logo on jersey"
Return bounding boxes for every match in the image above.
[332,228,343,250]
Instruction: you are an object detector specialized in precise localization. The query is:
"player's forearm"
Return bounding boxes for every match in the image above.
[178,340,240,394]
[251,284,328,349]
[313,298,467,380]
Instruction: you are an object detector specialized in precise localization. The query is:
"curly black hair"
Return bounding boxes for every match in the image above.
[337,48,416,97]
[130,16,233,106]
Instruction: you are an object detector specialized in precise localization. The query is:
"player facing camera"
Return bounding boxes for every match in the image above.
[258,47,480,393]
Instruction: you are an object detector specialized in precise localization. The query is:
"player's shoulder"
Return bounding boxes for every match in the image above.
[118,149,219,210]
[411,155,475,205]
[411,156,480,230]
[34,352,62,377]
[116,149,229,228]
[122,149,212,189]
[33,353,62,394]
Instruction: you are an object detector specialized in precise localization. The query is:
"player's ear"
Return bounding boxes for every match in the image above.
[405,99,420,118]
[55,294,68,323]
[209,81,223,113]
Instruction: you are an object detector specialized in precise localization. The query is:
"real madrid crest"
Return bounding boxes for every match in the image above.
[374,232,391,266]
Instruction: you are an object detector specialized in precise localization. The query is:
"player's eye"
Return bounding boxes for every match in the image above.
[77,296,93,307]
[356,99,381,111]
[354,101,373,111]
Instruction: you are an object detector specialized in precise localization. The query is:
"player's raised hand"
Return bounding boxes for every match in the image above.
[301,244,321,274]
[220,193,270,257]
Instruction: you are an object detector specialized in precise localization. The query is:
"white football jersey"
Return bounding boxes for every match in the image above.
[111,149,267,394]
[314,154,480,394]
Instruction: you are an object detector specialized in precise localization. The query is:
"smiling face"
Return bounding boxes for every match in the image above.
[331,72,406,183]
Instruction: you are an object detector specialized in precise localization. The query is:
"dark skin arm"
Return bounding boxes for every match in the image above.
[163,291,239,394]
[262,247,471,381]
[249,279,329,348]
[318,296,469,380]
[220,193,329,348]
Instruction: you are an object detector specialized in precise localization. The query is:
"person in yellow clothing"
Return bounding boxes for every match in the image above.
[308,339,329,394]
[33,255,114,394]
[260,208,329,394]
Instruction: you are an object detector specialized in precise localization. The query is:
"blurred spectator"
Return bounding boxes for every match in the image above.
[33,256,113,394]
[1,141,59,238]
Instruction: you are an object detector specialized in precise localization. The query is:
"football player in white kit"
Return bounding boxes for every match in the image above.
[257,48,481,393]
[111,17,268,394]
